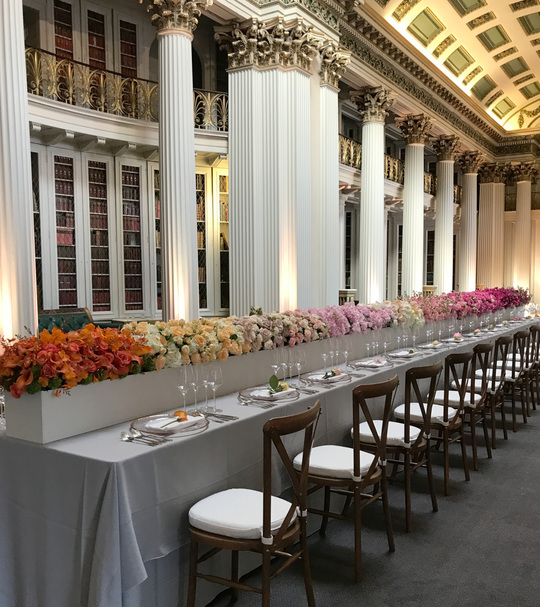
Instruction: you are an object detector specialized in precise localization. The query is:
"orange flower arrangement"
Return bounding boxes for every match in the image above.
[0,325,153,399]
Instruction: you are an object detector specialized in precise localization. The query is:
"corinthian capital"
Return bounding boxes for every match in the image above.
[140,0,213,34]
[478,163,508,184]
[395,114,431,144]
[511,161,539,182]
[350,86,394,123]
[215,16,321,73]
[433,135,460,162]
[457,151,484,174]
[319,41,351,89]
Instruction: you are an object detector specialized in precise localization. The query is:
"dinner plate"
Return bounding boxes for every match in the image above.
[131,414,209,436]
[351,358,392,369]
[387,350,421,359]
[441,337,464,343]
[418,343,444,350]
[240,387,300,402]
[306,372,351,384]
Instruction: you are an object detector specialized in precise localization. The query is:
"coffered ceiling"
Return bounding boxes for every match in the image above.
[367,0,540,131]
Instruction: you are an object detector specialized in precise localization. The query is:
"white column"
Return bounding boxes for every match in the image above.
[513,164,537,289]
[146,2,213,321]
[433,135,460,294]
[339,197,347,288]
[0,2,37,337]
[457,152,483,292]
[318,84,340,306]
[396,114,431,296]
[216,17,325,314]
[386,213,398,300]
[477,164,507,288]
[351,87,393,304]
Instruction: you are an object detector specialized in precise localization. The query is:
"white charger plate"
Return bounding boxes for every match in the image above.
[131,414,208,436]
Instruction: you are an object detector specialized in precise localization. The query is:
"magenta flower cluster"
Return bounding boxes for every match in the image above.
[308,302,396,338]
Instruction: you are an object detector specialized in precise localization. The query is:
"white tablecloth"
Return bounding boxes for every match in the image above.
[0,321,532,607]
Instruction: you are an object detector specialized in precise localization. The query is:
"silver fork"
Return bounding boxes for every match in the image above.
[237,396,274,409]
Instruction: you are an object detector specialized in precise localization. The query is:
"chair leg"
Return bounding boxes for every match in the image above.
[469,412,479,472]
[500,395,508,440]
[490,399,498,449]
[425,447,438,513]
[320,486,331,535]
[186,538,198,607]
[443,431,450,497]
[460,424,470,481]
[262,549,271,607]
[353,485,363,582]
[521,383,528,423]
[231,550,239,602]
[481,413,492,459]
[404,452,412,533]
[381,474,395,553]
[511,384,518,432]
[300,518,316,607]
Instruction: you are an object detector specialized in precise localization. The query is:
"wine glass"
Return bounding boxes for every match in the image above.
[366,342,371,360]
[279,349,288,382]
[383,341,389,356]
[188,365,199,413]
[200,365,210,413]
[295,350,306,384]
[396,335,401,352]
[177,366,189,412]
[342,338,350,370]
[287,350,295,382]
[209,365,223,413]
[321,352,329,374]
[271,350,280,379]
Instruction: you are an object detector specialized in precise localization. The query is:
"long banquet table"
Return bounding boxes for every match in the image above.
[0,320,534,607]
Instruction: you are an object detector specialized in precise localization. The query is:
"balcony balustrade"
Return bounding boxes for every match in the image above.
[25,47,228,131]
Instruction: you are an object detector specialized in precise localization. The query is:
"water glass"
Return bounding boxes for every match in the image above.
[177,366,189,411]
[295,351,306,383]
[209,364,223,413]
[187,365,199,412]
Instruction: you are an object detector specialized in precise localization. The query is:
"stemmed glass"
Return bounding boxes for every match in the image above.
[448,323,455,339]
[177,366,189,412]
[209,365,223,413]
[396,335,401,352]
[280,349,288,382]
[366,342,371,360]
[321,352,329,374]
[295,351,306,384]
[188,365,199,413]
[271,350,280,379]
[342,338,350,370]
[200,365,210,413]
[287,350,296,383]
[383,341,389,357]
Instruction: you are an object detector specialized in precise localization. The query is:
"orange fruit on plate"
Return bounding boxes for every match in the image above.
[173,410,188,421]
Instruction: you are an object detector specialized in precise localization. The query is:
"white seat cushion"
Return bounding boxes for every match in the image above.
[352,419,421,447]
[477,369,508,381]
[433,389,481,408]
[189,488,295,540]
[394,402,457,425]
[293,444,375,480]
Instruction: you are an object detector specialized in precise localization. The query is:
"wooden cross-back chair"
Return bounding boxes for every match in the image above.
[293,375,399,582]
[528,323,540,412]
[377,361,443,533]
[187,402,321,607]
[429,351,474,496]
[505,329,530,432]
[486,334,513,448]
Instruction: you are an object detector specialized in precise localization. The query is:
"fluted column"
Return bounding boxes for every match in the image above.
[396,114,431,296]
[317,42,350,306]
[339,196,347,288]
[477,164,507,288]
[0,2,37,337]
[457,151,484,292]
[512,162,538,290]
[217,18,347,313]
[351,87,393,303]
[433,135,460,294]
[145,0,212,321]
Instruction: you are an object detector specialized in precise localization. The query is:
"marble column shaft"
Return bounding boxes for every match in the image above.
[459,173,478,292]
[433,160,455,294]
[402,143,425,295]
[0,2,37,337]
[358,119,386,303]
[515,179,532,289]
[477,182,505,288]
[158,30,199,321]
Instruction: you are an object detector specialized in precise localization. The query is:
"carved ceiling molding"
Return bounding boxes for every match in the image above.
[478,163,509,184]
[433,135,461,161]
[511,162,539,182]
[350,86,394,123]
[256,0,342,31]
[140,0,212,33]
[457,151,485,174]
[395,113,431,144]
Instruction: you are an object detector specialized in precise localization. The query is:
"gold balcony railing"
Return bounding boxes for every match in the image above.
[384,154,404,185]
[25,47,228,131]
[339,134,362,169]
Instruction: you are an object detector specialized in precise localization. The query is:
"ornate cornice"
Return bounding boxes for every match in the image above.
[350,86,393,123]
[478,163,508,184]
[140,0,212,34]
[395,113,431,144]
[433,135,460,161]
[457,151,485,174]
[512,162,539,182]
[258,0,342,31]
[319,40,351,88]
[215,16,321,73]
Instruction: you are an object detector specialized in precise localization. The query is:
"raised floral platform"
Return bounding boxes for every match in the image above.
[0,287,532,443]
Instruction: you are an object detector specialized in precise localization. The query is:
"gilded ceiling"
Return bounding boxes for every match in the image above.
[367,0,540,131]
